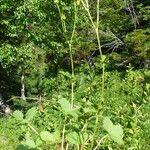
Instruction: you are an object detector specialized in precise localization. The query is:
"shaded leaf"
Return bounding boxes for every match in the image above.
[16,144,29,150]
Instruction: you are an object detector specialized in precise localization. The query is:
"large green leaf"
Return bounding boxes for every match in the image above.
[58,98,71,113]
[22,139,36,148]
[40,130,61,144]
[66,131,88,145]
[66,132,81,145]
[40,131,53,142]
[58,98,79,118]
[110,124,124,145]
[103,117,124,145]
[103,117,113,133]
[25,107,37,122]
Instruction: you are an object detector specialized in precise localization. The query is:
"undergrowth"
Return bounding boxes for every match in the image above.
[0,68,150,150]
[0,1,150,149]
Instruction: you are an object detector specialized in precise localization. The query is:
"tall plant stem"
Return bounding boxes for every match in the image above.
[56,1,77,108]
[81,0,105,149]
[69,43,75,108]
[56,1,77,149]
[61,116,67,150]
[69,1,77,108]
[56,3,67,32]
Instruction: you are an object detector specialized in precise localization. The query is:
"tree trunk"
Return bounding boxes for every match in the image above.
[21,70,26,100]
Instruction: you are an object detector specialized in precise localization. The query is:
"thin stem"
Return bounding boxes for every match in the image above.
[81,0,105,149]
[61,124,65,150]
[56,3,67,32]
[89,112,99,150]
[28,123,39,136]
[97,0,99,28]
[70,1,77,43]
[81,0,96,29]
[68,0,77,108]
[56,1,77,108]
[61,116,67,150]
[68,42,75,108]
[56,2,77,149]
[93,134,108,150]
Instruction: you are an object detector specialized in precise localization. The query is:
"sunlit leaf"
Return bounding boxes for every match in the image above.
[103,117,113,133]
[21,139,36,149]
[66,131,88,145]
[53,130,61,142]
[103,117,124,145]
[13,110,24,121]
[40,131,53,142]
[110,125,124,145]
[66,131,80,145]
[58,98,71,113]
[25,107,37,122]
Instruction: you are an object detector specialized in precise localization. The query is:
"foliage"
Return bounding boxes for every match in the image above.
[103,117,124,145]
[1,68,150,149]
[0,0,150,150]
[125,29,150,60]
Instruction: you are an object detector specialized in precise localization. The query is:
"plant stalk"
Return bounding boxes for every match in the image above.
[28,123,39,136]
[81,0,105,149]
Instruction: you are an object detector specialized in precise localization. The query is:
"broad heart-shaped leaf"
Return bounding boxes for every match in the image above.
[25,107,37,122]
[40,130,60,144]
[13,110,24,121]
[58,98,71,113]
[103,117,113,133]
[103,117,124,145]
[40,131,53,142]
[110,125,124,145]
[66,131,87,145]
[58,98,79,118]
[66,132,81,145]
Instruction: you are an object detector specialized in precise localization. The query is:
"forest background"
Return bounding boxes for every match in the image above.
[0,0,150,149]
